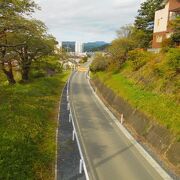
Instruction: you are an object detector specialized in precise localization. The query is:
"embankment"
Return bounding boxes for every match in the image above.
[91,77,180,176]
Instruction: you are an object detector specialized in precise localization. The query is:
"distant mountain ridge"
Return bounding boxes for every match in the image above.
[84,41,109,52]
[61,41,109,52]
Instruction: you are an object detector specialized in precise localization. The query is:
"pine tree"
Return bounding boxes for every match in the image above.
[134,0,164,47]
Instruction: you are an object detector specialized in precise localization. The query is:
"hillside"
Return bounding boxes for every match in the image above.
[90,48,180,174]
[84,41,109,52]
[91,48,180,136]
[0,72,69,179]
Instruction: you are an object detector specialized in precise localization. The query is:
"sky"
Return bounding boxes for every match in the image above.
[34,0,145,43]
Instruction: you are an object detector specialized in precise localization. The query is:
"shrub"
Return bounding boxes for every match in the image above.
[80,56,88,64]
[161,38,174,53]
[108,37,135,65]
[166,48,180,73]
[31,55,63,79]
[30,69,46,78]
[128,49,152,71]
[169,16,180,46]
[90,53,109,72]
[152,48,180,76]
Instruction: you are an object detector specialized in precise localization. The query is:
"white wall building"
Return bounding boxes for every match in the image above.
[75,42,84,54]
[152,0,180,48]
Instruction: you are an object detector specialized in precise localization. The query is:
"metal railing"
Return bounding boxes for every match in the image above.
[66,72,90,180]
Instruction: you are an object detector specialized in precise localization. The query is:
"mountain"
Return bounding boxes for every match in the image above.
[83,41,109,52]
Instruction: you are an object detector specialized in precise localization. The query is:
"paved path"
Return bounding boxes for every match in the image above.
[57,84,85,180]
[69,68,169,180]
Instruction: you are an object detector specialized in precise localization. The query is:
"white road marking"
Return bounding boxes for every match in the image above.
[87,79,173,180]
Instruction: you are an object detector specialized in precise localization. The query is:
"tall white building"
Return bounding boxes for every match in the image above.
[75,42,83,54]
[59,42,62,48]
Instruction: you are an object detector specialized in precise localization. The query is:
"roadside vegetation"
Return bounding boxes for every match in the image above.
[90,0,180,139]
[0,72,69,179]
[0,0,70,179]
[79,56,88,64]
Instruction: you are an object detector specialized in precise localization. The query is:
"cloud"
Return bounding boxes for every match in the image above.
[34,0,145,42]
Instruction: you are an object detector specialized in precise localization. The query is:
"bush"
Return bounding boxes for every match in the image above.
[128,49,152,71]
[31,55,63,79]
[80,56,88,64]
[161,38,174,53]
[152,48,180,78]
[90,53,109,72]
[30,69,46,78]
[107,60,121,74]
[166,48,180,73]
[108,37,135,65]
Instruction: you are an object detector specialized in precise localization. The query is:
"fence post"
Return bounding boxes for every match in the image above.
[69,113,71,123]
[72,130,75,141]
[79,159,83,174]
[121,114,124,124]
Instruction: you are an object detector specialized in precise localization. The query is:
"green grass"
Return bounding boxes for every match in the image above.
[0,72,69,179]
[94,72,180,138]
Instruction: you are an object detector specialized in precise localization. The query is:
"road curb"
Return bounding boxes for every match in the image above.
[87,76,173,180]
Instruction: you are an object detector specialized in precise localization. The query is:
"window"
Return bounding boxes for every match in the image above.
[156,35,163,43]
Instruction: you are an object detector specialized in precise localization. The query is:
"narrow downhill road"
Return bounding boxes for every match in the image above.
[69,65,169,180]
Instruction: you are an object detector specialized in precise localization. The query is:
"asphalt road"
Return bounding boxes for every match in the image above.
[69,66,168,180]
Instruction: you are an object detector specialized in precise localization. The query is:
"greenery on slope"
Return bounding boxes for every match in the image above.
[91,46,180,137]
[0,0,71,179]
[90,0,180,140]
[0,72,69,179]
[94,71,180,138]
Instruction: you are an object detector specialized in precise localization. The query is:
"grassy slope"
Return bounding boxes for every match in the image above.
[95,72,180,139]
[0,72,69,179]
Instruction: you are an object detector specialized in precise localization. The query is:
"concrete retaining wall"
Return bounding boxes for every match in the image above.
[91,78,180,173]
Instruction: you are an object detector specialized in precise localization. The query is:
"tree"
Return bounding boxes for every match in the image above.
[116,25,149,48]
[10,19,57,81]
[170,15,180,46]
[116,25,133,38]
[0,47,17,84]
[0,1,57,82]
[90,53,109,72]
[0,0,38,84]
[0,0,38,38]
[108,37,135,65]
[134,0,164,47]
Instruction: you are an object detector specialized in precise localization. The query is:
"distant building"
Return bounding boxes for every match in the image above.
[59,42,62,48]
[61,41,76,52]
[152,0,180,49]
[75,42,84,54]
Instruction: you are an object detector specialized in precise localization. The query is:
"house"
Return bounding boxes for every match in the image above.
[152,0,180,49]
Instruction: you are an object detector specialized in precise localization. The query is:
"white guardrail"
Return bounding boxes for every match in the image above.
[67,71,90,180]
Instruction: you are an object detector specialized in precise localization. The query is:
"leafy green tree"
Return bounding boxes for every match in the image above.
[11,19,57,81]
[116,25,149,48]
[170,15,180,46]
[134,0,164,47]
[108,37,135,65]
[0,47,17,84]
[90,53,109,72]
[0,0,38,39]
[0,0,38,84]
[131,28,150,48]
